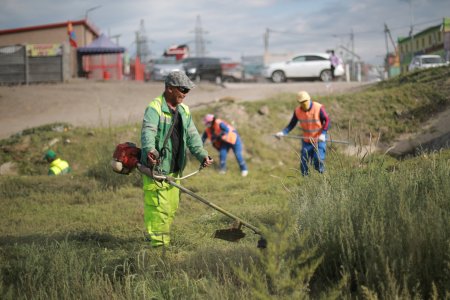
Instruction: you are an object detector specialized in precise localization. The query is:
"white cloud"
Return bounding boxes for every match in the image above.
[1,0,448,65]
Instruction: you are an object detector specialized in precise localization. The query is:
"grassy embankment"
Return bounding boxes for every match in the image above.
[0,66,449,299]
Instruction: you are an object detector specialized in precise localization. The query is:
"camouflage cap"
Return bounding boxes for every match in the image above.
[165,71,195,89]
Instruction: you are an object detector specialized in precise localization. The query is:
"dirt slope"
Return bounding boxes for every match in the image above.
[0,80,364,140]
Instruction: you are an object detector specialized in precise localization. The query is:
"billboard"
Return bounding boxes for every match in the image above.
[26,44,62,57]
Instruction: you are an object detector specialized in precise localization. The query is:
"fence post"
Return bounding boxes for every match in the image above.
[24,45,29,85]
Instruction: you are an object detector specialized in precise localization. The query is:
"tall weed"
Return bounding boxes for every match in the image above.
[291,152,450,298]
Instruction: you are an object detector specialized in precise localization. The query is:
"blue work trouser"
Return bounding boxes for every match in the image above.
[219,135,248,172]
[300,140,326,176]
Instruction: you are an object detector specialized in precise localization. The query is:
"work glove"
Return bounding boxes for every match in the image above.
[318,133,326,142]
[275,131,284,140]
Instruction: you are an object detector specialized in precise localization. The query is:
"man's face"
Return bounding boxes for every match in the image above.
[300,100,310,111]
[166,85,190,107]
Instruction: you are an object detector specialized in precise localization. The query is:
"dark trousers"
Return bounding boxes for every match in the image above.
[331,65,336,79]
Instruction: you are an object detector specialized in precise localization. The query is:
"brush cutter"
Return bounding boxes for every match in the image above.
[274,134,352,145]
[111,142,267,249]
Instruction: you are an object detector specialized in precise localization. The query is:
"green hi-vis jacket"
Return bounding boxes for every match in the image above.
[140,94,208,176]
[48,158,70,176]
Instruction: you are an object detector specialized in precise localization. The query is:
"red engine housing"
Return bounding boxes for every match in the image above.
[112,142,141,173]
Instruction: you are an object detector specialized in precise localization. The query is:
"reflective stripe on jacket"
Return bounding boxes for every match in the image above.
[205,119,237,145]
[140,94,208,181]
[295,101,323,142]
[48,158,70,176]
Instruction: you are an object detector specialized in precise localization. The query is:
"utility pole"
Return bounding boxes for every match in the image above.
[111,34,121,46]
[83,5,101,46]
[384,23,391,77]
[384,23,399,78]
[350,29,355,81]
[84,5,101,20]
[135,31,141,61]
[263,28,270,65]
[107,28,121,45]
[409,0,415,59]
[194,15,207,57]
[264,28,269,53]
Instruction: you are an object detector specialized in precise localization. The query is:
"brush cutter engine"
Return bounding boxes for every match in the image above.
[111,142,141,175]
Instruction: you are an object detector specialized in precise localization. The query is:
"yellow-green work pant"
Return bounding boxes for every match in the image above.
[143,174,180,247]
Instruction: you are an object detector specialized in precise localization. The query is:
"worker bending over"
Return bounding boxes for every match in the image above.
[44,150,71,176]
[202,114,248,177]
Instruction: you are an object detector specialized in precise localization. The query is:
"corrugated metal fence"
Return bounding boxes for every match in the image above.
[0,44,64,84]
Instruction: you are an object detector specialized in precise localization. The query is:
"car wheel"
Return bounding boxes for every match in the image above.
[320,70,332,82]
[223,76,234,83]
[271,71,286,83]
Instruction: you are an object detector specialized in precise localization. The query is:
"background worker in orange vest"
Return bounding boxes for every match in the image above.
[202,114,248,176]
[275,91,330,175]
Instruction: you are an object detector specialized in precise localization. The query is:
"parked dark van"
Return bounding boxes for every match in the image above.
[181,57,222,83]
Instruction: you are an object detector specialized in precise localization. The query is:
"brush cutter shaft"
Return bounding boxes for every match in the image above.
[166,179,262,235]
[276,134,351,144]
[137,163,262,236]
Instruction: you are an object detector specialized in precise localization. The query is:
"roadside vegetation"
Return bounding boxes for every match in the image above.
[0,66,449,299]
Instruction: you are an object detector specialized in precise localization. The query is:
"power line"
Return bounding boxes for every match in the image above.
[267,17,443,39]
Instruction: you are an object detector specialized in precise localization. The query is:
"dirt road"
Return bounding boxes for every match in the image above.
[0,79,365,140]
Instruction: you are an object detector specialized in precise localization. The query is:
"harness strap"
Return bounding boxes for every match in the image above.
[160,108,179,161]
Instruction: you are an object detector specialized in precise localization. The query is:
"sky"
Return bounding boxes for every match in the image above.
[1,0,449,65]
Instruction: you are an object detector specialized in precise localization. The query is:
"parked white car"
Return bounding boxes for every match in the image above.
[408,55,448,71]
[263,53,344,83]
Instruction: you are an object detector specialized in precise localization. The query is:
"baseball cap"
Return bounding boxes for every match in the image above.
[165,71,195,89]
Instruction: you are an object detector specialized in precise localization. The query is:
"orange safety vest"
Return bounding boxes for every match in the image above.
[205,118,237,145]
[295,101,323,143]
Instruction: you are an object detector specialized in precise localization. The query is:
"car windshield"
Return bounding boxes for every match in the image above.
[422,57,443,64]
[181,58,195,63]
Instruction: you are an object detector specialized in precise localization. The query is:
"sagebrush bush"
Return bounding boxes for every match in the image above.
[292,152,450,298]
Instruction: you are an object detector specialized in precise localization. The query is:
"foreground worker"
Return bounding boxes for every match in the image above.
[44,150,71,176]
[201,114,248,176]
[140,71,213,247]
[275,91,330,175]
